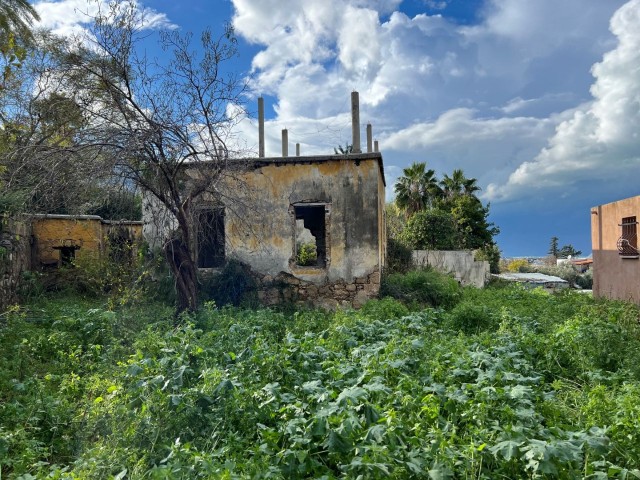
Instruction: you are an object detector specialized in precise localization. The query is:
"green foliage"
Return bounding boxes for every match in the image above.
[295,242,317,266]
[444,194,499,249]
[474,243,501,274]
[333,143,353,154]
[85,190,142,221]
[385,237,413,274]
[548,236,559,257]
[380,268,461,308]
[558,244,582,258]
[401,209,460,250]
[393,163,499,254]
[198,259,257,307]
[394,162,441,216]
[506,258,530,272]
[2,287,640,478]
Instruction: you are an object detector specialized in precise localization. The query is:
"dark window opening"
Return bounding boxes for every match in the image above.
[618,216,638,257]
[294,205,326,268]
[56,246,77,267]
[198,208,225,268]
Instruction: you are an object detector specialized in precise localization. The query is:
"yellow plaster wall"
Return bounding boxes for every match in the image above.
[218,157,383,284]
[31,216,143,268]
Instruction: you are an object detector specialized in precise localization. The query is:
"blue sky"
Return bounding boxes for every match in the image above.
[33,0,640,257]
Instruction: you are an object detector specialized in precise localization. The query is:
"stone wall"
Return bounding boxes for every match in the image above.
[253,268,381,310]
[1,217,31,311]
[412,250,489,288]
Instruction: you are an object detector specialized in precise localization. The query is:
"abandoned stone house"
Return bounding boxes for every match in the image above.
[0,214,142,308]
[143,92,387,308]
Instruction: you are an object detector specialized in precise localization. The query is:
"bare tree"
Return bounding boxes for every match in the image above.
[60,1,250,312]
[1,31,109,215]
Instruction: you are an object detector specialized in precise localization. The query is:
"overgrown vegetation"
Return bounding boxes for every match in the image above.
[2,283,640,478]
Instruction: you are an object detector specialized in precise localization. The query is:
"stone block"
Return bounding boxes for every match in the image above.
[367,271,380,284]
[352,290,370,308]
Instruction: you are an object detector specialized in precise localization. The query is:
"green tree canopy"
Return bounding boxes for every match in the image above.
[440,168,480,199]
[548,236,559,257]
[394,162,442,217]
[401,209,460,250]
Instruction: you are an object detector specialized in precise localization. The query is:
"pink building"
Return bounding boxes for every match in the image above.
[591,195,640,304]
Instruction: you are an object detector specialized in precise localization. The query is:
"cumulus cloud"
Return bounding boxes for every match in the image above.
[486,0,640,202]
[34,0,175,37]
[231,0,631,210]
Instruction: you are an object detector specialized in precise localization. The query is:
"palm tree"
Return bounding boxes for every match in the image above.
[0,0,40,44]
[440,169,480,199]
[394,162,442,217]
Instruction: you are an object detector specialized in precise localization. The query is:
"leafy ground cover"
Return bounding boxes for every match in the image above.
[1,285,640,479]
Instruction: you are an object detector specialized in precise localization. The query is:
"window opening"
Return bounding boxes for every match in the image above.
[294,205,326,267]
[618,216,639,257]
[197,208,225,268]
[56,246,77,267]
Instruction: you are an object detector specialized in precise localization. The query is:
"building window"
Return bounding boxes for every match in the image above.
[618,216,639,258]
[56,246,77,267]
[197,208,225,268]
[293,204,329,268]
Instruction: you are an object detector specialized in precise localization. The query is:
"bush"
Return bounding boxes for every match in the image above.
[296,242,317,266]
[445,301,496,333]
[199,259,257,307]
[386,237,413,274]
[401,209,460,250]
[575,269,593,289]
[359,297,410,320]
[380,268,461,308]
[505,258,530,272]
[474,243,501,274]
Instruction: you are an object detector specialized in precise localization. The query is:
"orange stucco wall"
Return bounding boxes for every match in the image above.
[31,215,142,268]
[591,196,640,304]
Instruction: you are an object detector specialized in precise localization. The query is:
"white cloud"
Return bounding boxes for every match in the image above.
[34,0,175,37]
[231,0,631,210]
[486,0,640,201]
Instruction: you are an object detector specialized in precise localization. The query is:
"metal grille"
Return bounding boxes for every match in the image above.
[618,216,639,257]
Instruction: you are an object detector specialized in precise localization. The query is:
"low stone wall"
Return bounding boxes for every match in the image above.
[1,217,31,311]
[412,250,489,288]
[253,269,381,310]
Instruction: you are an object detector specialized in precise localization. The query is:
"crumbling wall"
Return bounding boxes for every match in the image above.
[0,217,31,310]
[253,268,381,310]
[412,250,489,287]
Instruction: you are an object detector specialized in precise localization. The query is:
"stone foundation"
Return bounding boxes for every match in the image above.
[253,269,381,309]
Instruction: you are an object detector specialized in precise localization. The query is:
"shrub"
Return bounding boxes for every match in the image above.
[400,209,460,250]
[380,268,461,308]
[359,297,410,320]
[474,243,501,274]
[445,301,496,334]
[199,259,257,307]
[506,258,530,272]
[296,242,317,266]
[386,237,413,274]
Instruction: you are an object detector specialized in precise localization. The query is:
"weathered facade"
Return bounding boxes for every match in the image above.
[0,214,143,310]
[30,214,143,269]
[412,250,489,288]
[591,195,640,304]
[144,153,386,308]
[144,92,387,308]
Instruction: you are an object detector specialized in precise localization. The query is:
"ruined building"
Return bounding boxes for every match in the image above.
[143,92,387,308]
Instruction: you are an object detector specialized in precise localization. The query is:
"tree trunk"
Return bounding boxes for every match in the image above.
[164,236,198,315]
